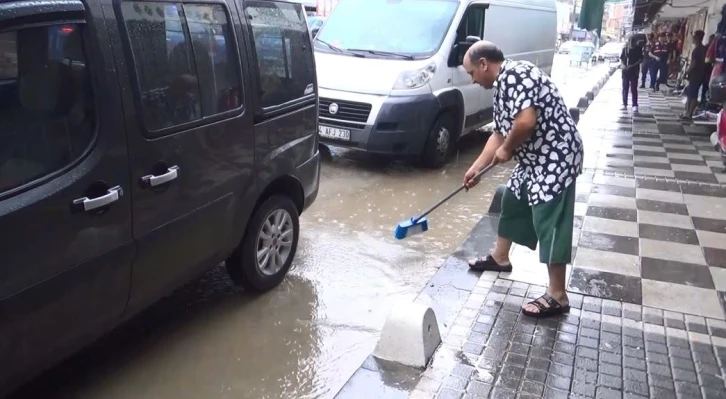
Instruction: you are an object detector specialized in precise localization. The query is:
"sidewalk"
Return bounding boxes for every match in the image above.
[409,72,726,398]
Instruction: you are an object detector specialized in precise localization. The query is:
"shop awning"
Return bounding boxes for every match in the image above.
[632,0,667,28]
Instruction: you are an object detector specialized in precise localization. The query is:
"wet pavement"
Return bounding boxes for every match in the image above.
[7,55,606,399]
[403,71,726,399]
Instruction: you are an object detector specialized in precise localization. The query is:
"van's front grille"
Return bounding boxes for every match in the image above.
[319,98,371,123]
[319,118,366,130]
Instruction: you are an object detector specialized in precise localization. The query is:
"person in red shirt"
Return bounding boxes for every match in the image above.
[648,33,669,91]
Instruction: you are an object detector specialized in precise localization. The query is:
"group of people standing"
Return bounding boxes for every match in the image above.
[619,30,714,120]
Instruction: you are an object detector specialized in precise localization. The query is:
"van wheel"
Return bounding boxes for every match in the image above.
[421,114,454,168]
[226,195,299,292]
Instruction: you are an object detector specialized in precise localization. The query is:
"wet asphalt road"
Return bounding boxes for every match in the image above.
[8,55,608,399]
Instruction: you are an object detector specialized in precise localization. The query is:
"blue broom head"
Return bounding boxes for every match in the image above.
[394,216,429,240]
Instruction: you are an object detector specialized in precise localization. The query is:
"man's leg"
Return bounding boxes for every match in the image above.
[649,64,658,89]
[622,75,629,107]
[630,76,639,107]
[470,186,537,271]
[521,180,577,316]
[640,63,648,88]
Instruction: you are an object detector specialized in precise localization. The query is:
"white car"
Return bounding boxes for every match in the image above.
[593,41,624,63]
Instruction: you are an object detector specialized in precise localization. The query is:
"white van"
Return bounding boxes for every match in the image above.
[313,0,557,167]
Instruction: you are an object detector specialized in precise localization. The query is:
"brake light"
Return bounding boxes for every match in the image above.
[60,26,74,34]
[720,109,726,148]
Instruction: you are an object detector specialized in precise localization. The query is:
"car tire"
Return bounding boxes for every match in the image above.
[421,113,454,169]
[226,195,299,292]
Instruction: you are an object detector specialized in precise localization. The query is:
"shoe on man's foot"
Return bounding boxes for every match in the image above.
[633,106,639,113]
[468,254,513,272]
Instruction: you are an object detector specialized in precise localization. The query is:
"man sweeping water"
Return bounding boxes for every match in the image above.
[462,41,583,318]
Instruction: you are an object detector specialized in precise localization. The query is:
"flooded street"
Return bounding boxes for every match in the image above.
[8,55,603,399]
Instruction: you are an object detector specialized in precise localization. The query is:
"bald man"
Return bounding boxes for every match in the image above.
[462,41,584,319]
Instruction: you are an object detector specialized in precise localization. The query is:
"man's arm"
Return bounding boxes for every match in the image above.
[501,107,536,154]
[472,131,504,169]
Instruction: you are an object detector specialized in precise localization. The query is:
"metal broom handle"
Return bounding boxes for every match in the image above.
[413,163,497,223]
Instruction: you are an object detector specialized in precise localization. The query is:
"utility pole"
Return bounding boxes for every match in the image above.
[569,0,577,40]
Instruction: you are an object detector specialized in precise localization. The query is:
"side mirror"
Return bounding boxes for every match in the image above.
[447,36,481,67]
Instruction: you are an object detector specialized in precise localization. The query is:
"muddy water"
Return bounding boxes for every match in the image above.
[10,55,587,399]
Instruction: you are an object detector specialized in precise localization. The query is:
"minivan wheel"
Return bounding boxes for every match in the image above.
[226,195,299,292]
[421,114,454,169]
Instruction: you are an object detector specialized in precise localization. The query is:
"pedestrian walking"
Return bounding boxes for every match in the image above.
[680,30,708,121]
[620,35,643,112]
[702,34,716,104]
[648,33,669,91]
[461,40,583,319]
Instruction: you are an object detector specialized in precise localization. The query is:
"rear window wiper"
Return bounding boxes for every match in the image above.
[346,49,415,60]
[316,39,365,58]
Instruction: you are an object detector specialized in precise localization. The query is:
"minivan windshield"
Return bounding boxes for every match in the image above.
[314,0,459,58]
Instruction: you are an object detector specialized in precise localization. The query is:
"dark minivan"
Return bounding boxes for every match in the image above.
[0,0,319,394]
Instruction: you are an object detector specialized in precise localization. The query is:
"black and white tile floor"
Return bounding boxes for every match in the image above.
[504,76,726,321]
[410,73,726,399]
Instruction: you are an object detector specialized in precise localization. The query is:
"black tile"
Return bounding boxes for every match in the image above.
[635,178,682,192]
[585,205,638,222]
[681,184,726,198]
[634,149,669,157]
[592,184,636,197]
[600,351,622,366]
[634,161,673,170]
[638,224,700,245]
[664,147,700,155]
[636,198,689,215]
[578,231,639,256]
[705,247,726,268]
[669,157,708,166]
[657,124,685,135]
[691,216,726,233]
[624,356,647,371]
[568,268,642,304]
[640,257,715,289]
[674,171,719,183]
[606,153,634,160]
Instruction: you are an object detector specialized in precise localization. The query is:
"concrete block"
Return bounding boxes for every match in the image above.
[569,107,580,125]
[373,300,441,369]
[488,184,507,214]
[586,91,594,101]
[577,96,589,109]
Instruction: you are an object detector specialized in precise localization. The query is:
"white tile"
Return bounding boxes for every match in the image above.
[504,244,573,286]
[633,155,670,164]
[588,193,637,209]
[706,160,725,168]
[597,158,635,167]
[671,164,714,174]
[605,147,634,155]
[633,137,663,143]
[698,231,726,250]
[575,202,588,217]
[668,153,704,161]
[633,145,666,152]
[573,247,640,277]
[638,211,693,229]
[700,149,722,157]
[635,188,684,204]
[710,267,726,291]
[634,167,675,177]
[593,175,636,188]
[642,279,724,319]
[717,174,726,184]
[582,216,638,237]
[687,204,726,221]
[640,239,707,265]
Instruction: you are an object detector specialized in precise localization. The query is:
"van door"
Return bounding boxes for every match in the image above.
[108,0,254,311]
[451,4,488,131]
[0,1,133,391]
[241,1,317,163]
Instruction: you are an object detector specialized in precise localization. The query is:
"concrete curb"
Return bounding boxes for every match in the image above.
[575,65,618,116]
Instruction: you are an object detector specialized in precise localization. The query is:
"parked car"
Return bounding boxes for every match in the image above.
[0,0,320,395]
[593,41,625,63]
[312,0,558,168]
[712,107,726,171]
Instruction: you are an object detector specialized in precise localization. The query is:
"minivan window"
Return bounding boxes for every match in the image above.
[120,1,242,133]
[245,0,315,109]
[0,24,94,194]
[314,0,459,58]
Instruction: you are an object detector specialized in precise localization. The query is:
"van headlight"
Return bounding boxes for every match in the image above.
[393,62,436,90]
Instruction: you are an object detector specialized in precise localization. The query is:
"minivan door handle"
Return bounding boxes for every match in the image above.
[142,166,179,188]
[73,186,123,212]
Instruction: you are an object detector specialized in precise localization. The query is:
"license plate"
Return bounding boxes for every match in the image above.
[318,125,351,141]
